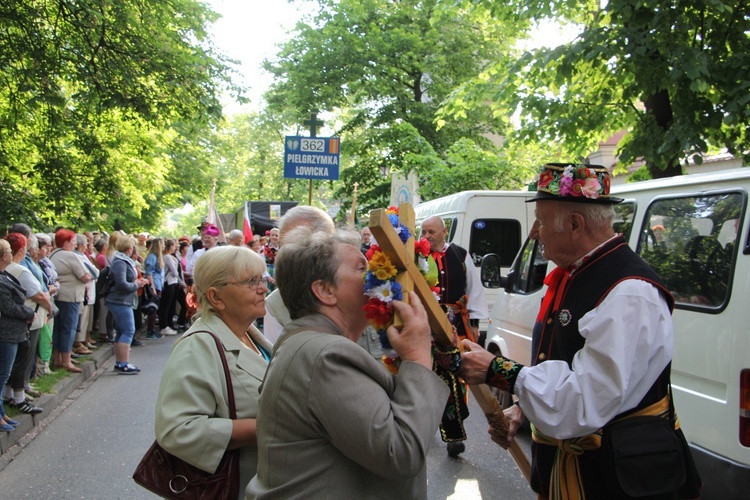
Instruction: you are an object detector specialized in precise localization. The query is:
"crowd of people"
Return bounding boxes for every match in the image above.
[0,219,290,430]
[3,167,701,499]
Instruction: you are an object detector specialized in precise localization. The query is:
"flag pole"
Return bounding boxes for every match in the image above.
[350,182,359,226]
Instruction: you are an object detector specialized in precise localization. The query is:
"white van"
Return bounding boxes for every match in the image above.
[482,168,750,499]
[414,190,536,333]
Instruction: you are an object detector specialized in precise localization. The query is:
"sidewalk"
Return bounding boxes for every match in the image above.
[0,345,114,468]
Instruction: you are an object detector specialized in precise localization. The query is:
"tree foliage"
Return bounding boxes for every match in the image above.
[0,0,240,231]
[441,0,750,178]
[264,0,532,216]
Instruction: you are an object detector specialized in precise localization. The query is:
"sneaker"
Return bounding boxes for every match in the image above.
[8,399,43,414]
[160,327,178,336]
[0,423,15,432]
[146,332,164,340]
[114,363,141,375]
[131,339,144,347]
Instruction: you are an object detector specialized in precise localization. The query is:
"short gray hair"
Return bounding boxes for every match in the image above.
[278,206,335,244]
[276,227,360,320]
[227,229,244,243]
[193,245,267,316]
[35,233,51,246]
[75,233,87,247]
[553,203,615,232]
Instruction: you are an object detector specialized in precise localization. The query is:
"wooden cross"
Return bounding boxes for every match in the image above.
[369,202,532,483]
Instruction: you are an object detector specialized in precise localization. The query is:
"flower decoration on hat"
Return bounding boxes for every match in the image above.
[530,163,622,204]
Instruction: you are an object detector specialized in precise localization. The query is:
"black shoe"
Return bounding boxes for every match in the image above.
[114,363,141,375]
[131,339,144,347]
[447,441,465,457]
[9,398,43,414]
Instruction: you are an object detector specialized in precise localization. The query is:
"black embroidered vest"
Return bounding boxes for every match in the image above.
[529,237,677,497]
[436,244,468,305]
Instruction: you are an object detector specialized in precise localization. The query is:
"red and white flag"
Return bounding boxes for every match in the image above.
[243,202,253,244]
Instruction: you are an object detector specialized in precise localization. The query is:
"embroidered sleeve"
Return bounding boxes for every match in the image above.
[486,356,524,394]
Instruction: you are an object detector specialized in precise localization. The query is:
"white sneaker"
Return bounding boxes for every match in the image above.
[160,327,178,336]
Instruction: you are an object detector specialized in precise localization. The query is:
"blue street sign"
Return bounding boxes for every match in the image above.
[284,136,340,180]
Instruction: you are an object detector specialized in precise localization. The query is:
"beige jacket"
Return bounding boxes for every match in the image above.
[155,314,272,499]
[49,249,88,303]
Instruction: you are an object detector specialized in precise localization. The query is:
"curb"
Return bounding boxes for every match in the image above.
[0,345,114,465]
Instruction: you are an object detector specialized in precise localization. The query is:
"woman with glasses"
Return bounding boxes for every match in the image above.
[154,245,272,498]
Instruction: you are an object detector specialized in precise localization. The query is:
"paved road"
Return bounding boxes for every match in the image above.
[0,336,535,499]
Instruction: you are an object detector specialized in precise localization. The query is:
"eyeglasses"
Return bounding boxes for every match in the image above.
[225,276,269,289]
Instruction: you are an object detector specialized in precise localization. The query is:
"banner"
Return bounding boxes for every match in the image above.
[207,183,227,244]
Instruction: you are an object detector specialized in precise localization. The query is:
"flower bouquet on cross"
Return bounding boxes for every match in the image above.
[362,206,440,374]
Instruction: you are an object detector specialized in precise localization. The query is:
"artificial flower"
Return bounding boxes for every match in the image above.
[365,281,403,303]
[538,169,555,189]
[580,177,602,198]
[368,251,398,280]
[363,298,393,330]
[415,237,431,257]
[365,244,381,261]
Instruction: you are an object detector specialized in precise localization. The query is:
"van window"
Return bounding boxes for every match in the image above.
[636,192,743,311]
[613,201,636,240]
[512,237,548,294]
[468,219,522,267]
[445,218,457,242]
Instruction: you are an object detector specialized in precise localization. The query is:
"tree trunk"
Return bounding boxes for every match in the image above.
[644,89,682,179]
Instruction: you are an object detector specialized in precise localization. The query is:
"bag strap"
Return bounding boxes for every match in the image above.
[182,330,237,419]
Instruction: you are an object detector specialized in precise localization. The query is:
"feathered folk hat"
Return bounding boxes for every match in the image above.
[527,163,623,204]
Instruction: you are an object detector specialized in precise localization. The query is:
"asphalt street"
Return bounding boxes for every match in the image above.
[0,335,535,499]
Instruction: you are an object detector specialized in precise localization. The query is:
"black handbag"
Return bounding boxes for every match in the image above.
[603,392,686,497]
[133,330,240,499]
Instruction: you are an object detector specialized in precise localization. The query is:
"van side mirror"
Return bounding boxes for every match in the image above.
[481,253,508,289]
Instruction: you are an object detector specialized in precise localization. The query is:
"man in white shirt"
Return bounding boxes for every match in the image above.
[186,224,219,275]
[458,163,700,499]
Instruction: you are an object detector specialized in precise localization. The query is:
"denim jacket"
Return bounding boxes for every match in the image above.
[105,252,139,309]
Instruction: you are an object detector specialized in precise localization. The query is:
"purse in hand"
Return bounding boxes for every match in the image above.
[132,330,240,500]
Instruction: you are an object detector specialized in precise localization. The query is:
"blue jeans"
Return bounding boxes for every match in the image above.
[53,301,81,353]
[108,303,136,345]
[0,341,19,417]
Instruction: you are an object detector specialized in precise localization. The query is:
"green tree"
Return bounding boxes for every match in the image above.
[0,0,240,231]
[213,110,333,215]
[264,0,527,212]
[441,0,750,179]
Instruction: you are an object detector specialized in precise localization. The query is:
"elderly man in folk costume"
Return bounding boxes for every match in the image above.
[459,163,702,499]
